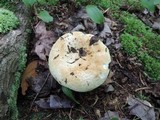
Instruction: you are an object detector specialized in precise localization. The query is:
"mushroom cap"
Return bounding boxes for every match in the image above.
[48,32,111,92]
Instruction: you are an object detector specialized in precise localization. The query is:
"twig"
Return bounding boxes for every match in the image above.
[91,95,99,107]
[116,59,124,69]
[139,72,146,86]
[135,87,152,92]
[68,108,73,120]
[43,113,52,119]
[29,73,50,112]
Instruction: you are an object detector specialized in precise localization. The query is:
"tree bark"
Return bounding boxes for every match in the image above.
[0,3,31,119]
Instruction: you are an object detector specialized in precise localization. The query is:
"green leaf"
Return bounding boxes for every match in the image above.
[37,0,47,4]
[86,5,105,24]
[111,117,119,120]
[38,10,53,23]
[141,0,155,12]
[22,0,36,7]
[62,86,80,104]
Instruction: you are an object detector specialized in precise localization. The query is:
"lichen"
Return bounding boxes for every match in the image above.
[0,8,19,33]
[7,46,27,120]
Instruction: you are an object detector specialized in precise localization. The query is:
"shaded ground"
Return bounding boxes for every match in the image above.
[17,1,160,120]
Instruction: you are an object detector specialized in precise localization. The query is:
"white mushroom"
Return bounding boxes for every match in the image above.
[48,32,111,92]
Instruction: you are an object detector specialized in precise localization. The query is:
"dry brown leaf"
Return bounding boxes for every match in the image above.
[127,96,155,120]
[35,95,73,109]
[33,22,56,60]
[21,60,38,95]
[35,21,47,38]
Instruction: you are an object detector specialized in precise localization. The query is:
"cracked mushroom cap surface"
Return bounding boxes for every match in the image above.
[48,32,111,92]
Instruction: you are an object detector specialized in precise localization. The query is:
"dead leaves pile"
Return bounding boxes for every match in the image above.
[21,60,73,109]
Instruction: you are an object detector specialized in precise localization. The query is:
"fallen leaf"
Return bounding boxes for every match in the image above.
[72,24,85,32]
[77,8,88,19]
[49,95,73,108]
[100,110,127,120]
[113,43,121,49]
[35,95,73,109]
[27,70,56,97]
[21,60,50,96]
[105,18,117,28]
[33,22,56,60]
[105,38,114,46]
[127,95,155,120]
[21,60,38,95]
[77,9,96,32]
[34,21,47,38]
[99,20,112,38]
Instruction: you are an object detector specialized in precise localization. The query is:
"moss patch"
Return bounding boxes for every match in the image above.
[7,46,27,120]
[119,12,160,80]
[0,8,19,33]
[92,0,160,81]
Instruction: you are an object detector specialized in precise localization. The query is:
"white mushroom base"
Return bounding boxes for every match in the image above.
[49,32,111,92]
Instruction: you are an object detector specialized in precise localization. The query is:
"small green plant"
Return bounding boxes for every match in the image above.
[62,86,80,104]
[38,10,53,23]
[0,8,19,33]
[137,93,150,101]
[22,0,56,23]
[86,5,105,24]
[78,116,84,120]
[141,0,160,12]
[111,117,119,120]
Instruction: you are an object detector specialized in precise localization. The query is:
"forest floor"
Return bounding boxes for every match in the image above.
[1,0,160,120]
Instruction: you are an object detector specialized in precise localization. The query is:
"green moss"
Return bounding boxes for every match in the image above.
[120,33,142,55]
[118,12,160,80]
[8,46,27,120]
[120,12,160,80]
[92,0,160,80]
[139,53,160,80]
[0,0,11,8]
[120,12,148,35]
[0,8,19,33]
[124,0,142,10]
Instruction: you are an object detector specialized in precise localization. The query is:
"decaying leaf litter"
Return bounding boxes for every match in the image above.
[18,2,160,120]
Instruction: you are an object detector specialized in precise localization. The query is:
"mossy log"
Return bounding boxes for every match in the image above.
[0,4,31,120]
